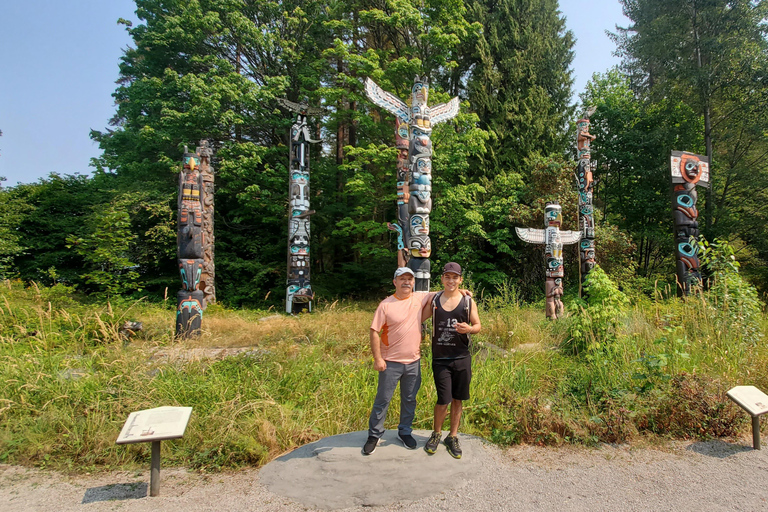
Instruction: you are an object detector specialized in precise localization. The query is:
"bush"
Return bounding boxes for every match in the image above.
[567,265,629,353]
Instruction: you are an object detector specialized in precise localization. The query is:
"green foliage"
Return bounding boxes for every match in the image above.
[66,199,142,296]
[1,282,766,470]
[568,266,629,353]
[699,237,764,344]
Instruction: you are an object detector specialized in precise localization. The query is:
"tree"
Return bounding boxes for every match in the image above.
[581,69,702,277]
[612,0,768,236]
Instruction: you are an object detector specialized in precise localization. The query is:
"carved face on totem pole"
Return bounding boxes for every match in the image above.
[178,151,204,260]
[670,151,710,295]
[544,203,565,278]
[411,78,431,133]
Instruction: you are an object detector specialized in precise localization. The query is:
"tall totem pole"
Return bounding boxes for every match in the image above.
[576,108,597,291]
[278,98,324,314]
[365,76,460,291]
[176,142,216,337]
[670,150,710,296]
[516,202,581,319]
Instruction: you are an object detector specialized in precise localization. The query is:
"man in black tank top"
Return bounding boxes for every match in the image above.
[421,262,481,459]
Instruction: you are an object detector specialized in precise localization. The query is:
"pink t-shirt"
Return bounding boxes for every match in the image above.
[370,292,432,364]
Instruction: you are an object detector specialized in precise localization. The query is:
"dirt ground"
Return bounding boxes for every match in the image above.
[3,430,768,511]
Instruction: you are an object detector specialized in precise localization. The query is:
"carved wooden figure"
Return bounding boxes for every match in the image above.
[366,76,460,291]
[670,150,710,296]
[516,202,581,319]
[176,149,205,337]
[576,107,597,291]
[278,98,324,313]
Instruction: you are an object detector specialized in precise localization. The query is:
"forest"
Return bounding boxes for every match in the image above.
[1,0,767,307]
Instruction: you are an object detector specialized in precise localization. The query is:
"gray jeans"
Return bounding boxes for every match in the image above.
[368,360,422,438]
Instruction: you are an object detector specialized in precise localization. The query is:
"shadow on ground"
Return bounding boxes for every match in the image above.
[686,439,753,459]
[82,482,148,504]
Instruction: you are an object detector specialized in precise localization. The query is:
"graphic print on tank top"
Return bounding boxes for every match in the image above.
[432,292,471,360]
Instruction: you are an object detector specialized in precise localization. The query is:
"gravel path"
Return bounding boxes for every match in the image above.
[3,431,768,511]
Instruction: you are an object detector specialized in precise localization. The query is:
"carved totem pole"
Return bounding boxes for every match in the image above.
[576,108,597,290]
[365,76,460,291]
[386,117,412,268]
[198,140,216,306]
[670,150,710,296]
[278,98,324,313]
[516,202,581,319]
[176,147,205,337]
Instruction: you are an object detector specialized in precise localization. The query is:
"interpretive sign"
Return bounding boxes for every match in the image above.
[116,406,193,444]
[116,406,193,496]
[727,386,768,450]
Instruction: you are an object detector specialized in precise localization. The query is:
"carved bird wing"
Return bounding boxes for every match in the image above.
[515,227,546,245]
[559,231,582,245]
[277,98,325,117]
[429,96,461,125]
[365,78,411,122]
[277,98,301,112]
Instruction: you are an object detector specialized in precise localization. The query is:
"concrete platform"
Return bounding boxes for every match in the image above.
[258,430,486,510]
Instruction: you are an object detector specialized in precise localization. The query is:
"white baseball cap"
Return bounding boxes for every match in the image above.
[394,267,415,278]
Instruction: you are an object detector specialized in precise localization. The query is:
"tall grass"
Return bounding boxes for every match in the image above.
[0,278,766,472]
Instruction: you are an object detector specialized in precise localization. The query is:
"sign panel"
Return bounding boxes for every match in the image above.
[116,406,193,444]
[727,386,768,417]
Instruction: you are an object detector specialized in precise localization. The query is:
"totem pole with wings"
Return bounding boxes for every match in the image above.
[365,76,460,291]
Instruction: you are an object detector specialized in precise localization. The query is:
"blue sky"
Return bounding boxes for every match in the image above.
[0,1,629,187]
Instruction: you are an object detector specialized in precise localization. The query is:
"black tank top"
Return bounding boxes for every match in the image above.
[432,292,471,360]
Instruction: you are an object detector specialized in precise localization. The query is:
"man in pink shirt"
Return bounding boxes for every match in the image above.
[363,267,435,455]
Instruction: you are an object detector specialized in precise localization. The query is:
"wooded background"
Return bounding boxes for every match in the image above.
[1,0,766,306]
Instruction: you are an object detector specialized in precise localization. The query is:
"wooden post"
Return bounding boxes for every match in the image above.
[150,440,161,496]
[753,416,761,450]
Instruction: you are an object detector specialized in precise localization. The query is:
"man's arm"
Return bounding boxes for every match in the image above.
[456,298,482,335]
[370,328,387,371]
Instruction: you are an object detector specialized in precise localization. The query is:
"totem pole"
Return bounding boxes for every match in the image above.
[197,140,216,306]
[670,150,710,296]
[365,76,460,291]
[516,202,581,319]
[176,148,205,337]
[386,117,411,268]
[576,107,597,292]
[278,98,324,314]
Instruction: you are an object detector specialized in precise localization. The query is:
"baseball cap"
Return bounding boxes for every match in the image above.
[442,262,462,275]
[394,267,415,278]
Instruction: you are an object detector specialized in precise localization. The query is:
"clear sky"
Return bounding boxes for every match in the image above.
[0,0,629,187]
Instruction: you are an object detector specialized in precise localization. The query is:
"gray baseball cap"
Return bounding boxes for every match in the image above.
[394,267,415,278]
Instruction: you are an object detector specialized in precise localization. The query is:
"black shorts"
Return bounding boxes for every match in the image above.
[432,356,471,405]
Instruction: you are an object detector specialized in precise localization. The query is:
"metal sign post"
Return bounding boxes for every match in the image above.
[116,406,193,496]
[727,386,768,450]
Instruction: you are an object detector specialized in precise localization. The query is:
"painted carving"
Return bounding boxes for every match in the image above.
[516,202,581,319]
[176,148,205,336]
[670,150,710,296]
[576,107,597,291]
[366,76,460,291]
[278,98,324,313]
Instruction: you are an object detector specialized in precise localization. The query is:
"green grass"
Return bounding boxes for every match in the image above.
[0,278,766,472]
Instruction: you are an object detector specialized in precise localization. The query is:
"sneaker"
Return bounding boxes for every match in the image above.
[424,431,442,454]
[444,435,462,459]
[398,432,418,450]
[362,436,379,455]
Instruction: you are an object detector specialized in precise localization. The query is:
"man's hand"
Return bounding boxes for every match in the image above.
[455,322,472,334]
[373,357,387,372]
[459,289,473,298]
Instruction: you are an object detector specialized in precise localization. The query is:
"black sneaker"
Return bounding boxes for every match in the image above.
[398,432,418,450]
[444,435,462,459]
[424,431,442,454]
[362,436,379,455]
